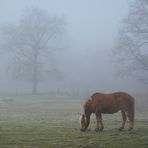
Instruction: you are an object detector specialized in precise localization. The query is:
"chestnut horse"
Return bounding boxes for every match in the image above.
[79,92,135,132]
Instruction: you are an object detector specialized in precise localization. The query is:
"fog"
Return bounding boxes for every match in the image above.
[0,0,146,94]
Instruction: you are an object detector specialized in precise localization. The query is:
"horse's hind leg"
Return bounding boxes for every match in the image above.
[119,110,126,131]
[126,111,134,131]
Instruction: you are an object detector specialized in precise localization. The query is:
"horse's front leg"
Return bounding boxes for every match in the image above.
[95,113,104,132]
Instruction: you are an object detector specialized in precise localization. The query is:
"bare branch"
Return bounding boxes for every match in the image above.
[114,0,148,81]
[0,7,66,94]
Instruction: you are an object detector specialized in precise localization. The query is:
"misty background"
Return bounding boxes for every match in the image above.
[0,0,146,95]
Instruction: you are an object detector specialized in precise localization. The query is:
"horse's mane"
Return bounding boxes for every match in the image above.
[81,96,92,115]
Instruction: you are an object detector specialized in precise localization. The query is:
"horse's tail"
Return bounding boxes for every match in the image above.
[127,96,135,122]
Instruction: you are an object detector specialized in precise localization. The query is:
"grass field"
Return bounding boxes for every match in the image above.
[0,95,148,148]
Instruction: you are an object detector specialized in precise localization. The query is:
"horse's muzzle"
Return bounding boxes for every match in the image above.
[80,128,86,132]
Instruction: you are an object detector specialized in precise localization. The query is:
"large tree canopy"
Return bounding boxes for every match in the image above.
[0,7,66,94]
[114,0,148,82]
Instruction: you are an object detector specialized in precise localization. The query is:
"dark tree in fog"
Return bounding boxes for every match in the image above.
[114,0,148,82]
[0,7,66,94]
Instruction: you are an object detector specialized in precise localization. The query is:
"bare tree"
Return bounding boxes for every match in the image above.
[0,7,66,94]
[114,0,148,82]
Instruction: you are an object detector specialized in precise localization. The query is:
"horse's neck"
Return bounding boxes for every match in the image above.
[84,104,91,118]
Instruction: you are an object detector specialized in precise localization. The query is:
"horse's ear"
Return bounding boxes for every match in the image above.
[79,113,85,117]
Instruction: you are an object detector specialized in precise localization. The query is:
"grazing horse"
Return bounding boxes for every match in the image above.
[79,92,135,132]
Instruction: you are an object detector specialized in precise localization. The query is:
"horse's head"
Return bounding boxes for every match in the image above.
[79,99,91,131]
[79,112,90,131]
[79,114,87,131]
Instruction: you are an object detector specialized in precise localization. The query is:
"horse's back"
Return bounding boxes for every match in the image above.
[91,92,134,102]
[90,92,134,113]
[113,92,135,108]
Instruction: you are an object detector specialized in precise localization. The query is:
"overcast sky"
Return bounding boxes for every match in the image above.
[0,0,145,93]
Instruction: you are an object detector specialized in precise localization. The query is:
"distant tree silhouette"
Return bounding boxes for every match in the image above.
[0,7,66,94]
[114,0,148,82]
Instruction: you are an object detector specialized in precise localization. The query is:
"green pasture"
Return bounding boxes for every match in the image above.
[0,95,148,148]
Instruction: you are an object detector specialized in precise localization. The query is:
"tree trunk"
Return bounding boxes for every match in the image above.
[32,74,38,94]
[32,48,38,94]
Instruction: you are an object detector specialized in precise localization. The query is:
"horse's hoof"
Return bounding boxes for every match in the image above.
[80,129,86,132]
[118,127,124,131]
[100,127,104,131]
[128,127,133,131]
[95,128,100,132]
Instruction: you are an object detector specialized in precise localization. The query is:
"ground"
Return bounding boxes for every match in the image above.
[0,95,148,148]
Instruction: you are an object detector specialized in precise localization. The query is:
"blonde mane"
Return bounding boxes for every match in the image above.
[81,96,92,115]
